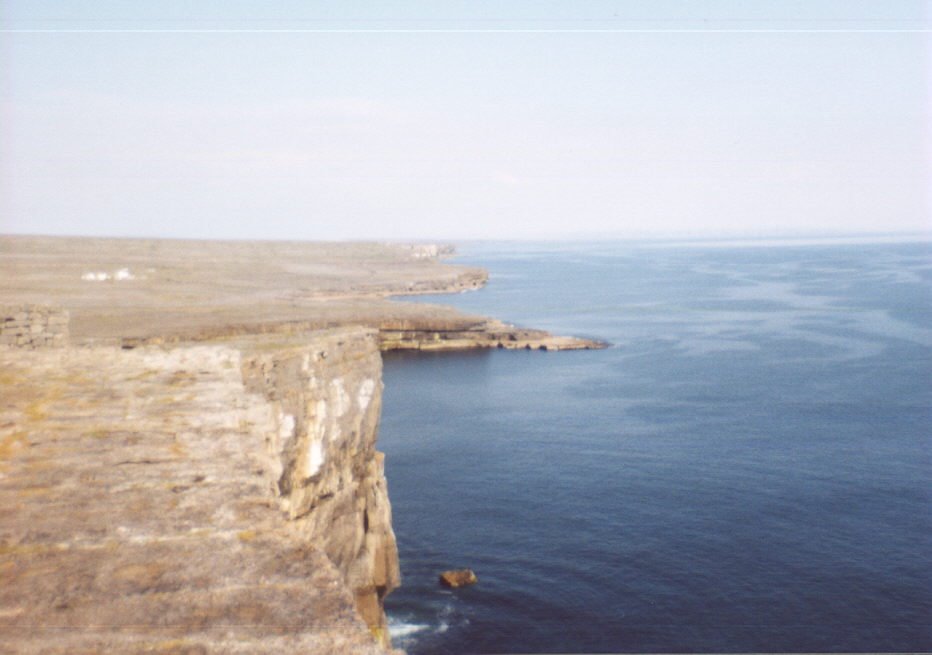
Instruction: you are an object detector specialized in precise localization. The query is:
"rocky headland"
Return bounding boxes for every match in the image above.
[0,235,604,653]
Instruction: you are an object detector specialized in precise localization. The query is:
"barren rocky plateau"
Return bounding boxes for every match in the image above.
[0,235,604,351]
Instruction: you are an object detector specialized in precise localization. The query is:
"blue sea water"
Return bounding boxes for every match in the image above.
[379,237,932,654]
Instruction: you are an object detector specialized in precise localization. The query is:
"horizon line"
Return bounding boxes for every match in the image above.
[3,230,930,245]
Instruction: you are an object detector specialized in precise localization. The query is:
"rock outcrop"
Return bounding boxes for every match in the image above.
[438,569,478,588]
[378,318,605,351]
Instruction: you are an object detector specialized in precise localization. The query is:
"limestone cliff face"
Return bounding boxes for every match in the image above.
[1,323,400,652]
[0,338,392,654]
[241,329,400,648]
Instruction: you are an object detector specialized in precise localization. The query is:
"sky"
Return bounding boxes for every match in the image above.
[1,1,929,241]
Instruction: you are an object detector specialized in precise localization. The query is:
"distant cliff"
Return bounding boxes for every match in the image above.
[0,235,603,351]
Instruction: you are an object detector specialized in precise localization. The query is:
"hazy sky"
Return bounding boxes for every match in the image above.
[1,1,929,240]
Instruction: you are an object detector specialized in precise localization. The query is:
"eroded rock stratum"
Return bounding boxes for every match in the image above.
[0,329,398,653]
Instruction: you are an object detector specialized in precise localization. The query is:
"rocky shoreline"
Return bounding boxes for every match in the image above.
[115,316,605,353]
[0,236,604,653]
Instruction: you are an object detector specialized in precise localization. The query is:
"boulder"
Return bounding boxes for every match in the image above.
[439,569,478,588]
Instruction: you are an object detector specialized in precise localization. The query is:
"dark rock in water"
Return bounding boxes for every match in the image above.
[439,569,478,588]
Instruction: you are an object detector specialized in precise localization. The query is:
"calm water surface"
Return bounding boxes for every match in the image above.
[379,238,932,653]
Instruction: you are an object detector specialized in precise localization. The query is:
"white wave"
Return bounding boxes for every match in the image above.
[389,602,458,644]
[388,619,430,639]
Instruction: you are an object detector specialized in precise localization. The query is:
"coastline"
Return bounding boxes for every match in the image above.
[0,235,601,653]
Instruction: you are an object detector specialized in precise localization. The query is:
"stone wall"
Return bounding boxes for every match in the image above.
[0,304,69,349]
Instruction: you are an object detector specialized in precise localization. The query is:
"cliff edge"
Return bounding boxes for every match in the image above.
[0,329,400,653]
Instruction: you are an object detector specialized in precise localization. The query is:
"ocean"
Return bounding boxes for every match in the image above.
[379,237,932,654]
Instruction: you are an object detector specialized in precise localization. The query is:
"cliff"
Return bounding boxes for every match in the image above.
[239,330,400,647]
[0,236,604,653]
[0,329,400,653]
